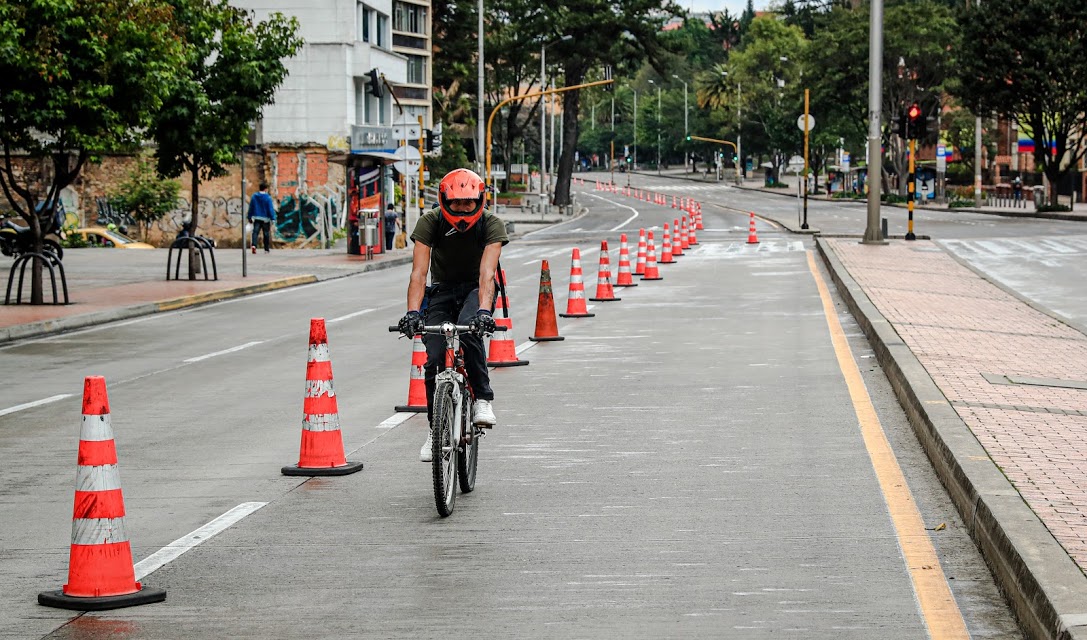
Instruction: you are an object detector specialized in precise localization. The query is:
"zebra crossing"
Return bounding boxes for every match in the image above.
[501,239,806,266]
[940,235,1087,259]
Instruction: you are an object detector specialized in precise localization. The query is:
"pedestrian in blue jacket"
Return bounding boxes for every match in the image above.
[248,183,276,253]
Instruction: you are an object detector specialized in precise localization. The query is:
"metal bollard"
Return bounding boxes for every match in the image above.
[881,217,888,240]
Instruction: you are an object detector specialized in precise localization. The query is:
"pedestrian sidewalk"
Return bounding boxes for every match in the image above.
[0,245,414,344]
[818,237,1087,640]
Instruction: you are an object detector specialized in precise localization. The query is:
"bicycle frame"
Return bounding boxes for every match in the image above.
[428,323,475,446]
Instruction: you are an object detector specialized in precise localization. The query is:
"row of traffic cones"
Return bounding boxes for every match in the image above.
[41,319,366,611]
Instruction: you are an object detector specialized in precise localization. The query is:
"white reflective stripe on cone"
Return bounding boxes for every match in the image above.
[410,364,424,380]
[305,379,336,398]
[80,414,115,442]
[72,517,129,545]
[307,343,331,363]
[75,464,122,492]
[303,413,342,432]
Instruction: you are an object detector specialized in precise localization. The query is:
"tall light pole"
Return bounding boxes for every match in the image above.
[974,0,983,207]
[862,0,885,243]
[633,89,638,169]
[723,71,743,180]
[477,0,484,176]
[649,79,660,174]
[539,35,572,200]
[672,74,688,171]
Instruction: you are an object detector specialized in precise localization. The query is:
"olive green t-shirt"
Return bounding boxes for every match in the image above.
[410,208,509,283]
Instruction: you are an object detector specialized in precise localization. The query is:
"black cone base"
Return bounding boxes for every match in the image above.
[589,297,622,302]
[489,359,529,367]
[394,404,427,413]
[529,335,565,342]
[281,460,364,476]
[38,586,167,611]
[559,312,595,318]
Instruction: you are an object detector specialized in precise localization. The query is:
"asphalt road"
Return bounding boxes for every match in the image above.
[0,184,1045,638]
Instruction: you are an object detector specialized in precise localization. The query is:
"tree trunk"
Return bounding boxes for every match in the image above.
[553,65,585,207]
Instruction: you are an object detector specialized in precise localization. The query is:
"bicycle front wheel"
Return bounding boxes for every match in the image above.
[457,393,478,493]
[431,382,458,517]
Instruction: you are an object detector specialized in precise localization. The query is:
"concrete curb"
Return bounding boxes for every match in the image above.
[816,237,1087,640]
[0,254,418,345]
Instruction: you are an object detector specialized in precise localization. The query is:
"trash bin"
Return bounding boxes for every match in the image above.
[1032,185,1045,207]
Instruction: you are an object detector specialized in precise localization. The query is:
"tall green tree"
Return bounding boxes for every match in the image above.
[955,0,1087,204]
[0,0,181,303]
[151,0,301,278]
[700,17,809,184]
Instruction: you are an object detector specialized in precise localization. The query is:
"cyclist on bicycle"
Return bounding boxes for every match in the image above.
[397,168,508,462]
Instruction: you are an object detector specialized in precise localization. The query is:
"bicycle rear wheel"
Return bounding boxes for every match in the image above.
[431,382,457,517]
[457,392,478,492]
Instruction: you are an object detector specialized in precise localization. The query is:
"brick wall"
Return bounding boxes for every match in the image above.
[1,147,345,247]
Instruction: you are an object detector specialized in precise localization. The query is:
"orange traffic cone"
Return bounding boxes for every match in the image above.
[394,334,427,412]
[659,224,676,264]
[283,319,364,476]
[38,376,167,611]
[634,229,647,276]
[615,233,638,287]
[671,218,684,257]
[589,240,621,301]
[687,214,699,246]
[560,248,595,318]
[696,203,704,229]
[680,216,691,250]
[529,260,564,341]
[746,212,759,244]
[489,270,530,367]
[642,231,663,281]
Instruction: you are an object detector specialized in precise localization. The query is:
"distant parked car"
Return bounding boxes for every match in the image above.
[74,227,155,249]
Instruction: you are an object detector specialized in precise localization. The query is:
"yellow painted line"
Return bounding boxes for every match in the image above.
[155,275,317,312]
[806,251,969,640]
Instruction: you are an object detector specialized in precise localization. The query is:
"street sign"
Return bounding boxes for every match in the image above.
[936,144,947,172]
[393,144,422,175]
[842,152,851,172]
[392,114,422,141]
[492,169,507,180]
[797,115,815,131]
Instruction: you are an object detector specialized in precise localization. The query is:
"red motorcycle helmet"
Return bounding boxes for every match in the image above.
[438,168,487,232]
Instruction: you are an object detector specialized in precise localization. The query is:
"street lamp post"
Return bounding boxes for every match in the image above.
[633,89,638,171]
[649,79,660,175]
[540,35,572,200]
[723,71,743,180]
[672,75,688,171]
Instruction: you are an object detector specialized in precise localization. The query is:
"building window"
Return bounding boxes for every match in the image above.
[393,2,427,35]
[376,14,388,48]
[354,78,365,124]
[406,54,426,85]
[357,4,372,43]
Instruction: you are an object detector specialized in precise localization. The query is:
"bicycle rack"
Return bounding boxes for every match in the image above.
[167,235,218,281]
[5,250,69,305]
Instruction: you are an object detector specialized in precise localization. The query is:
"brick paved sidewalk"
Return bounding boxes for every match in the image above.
[827,239,1087,570]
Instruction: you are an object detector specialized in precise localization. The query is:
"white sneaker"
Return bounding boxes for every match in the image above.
[420,432,433,462]
[472,399,496,426]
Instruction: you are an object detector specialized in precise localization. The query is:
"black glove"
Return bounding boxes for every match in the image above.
[471,309,496,336]
[398,310,423,337]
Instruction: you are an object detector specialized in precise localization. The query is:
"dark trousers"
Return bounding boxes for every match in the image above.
[385,231,395,251]
[423,282,495,421]
[251,219,272,251]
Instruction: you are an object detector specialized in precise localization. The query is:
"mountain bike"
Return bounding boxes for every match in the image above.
[390,321,490,517]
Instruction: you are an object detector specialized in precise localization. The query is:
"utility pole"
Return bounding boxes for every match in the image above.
[975,0,983,208]
[862,0,886,243]
[476,0,484,177]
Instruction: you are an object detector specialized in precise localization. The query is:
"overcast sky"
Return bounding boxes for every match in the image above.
[682,0,769,18]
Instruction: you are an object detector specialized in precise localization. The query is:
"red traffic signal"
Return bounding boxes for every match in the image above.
[907,103,922,121]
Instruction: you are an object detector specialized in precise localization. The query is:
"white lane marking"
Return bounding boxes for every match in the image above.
[515,341,538,355]
[580,192,641,231]
[134,502,267,580]
[0,394,73,417]
[329,308,376,323]
[376,413,416,429]
[183,341,264,363]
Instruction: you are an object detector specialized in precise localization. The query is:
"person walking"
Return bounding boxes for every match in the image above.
[384,203,400,251]
[397,168,508,461]
[248,182,276,254]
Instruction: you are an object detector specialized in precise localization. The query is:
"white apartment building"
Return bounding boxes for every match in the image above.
[233,0,432,149]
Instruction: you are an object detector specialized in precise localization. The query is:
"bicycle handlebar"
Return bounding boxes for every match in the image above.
[388,323,489,337]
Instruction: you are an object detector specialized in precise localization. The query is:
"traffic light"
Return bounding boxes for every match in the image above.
[367,68,383,98]
[603,65,613,92]
[906,102,925,140]
[685,135,691,141]
[425,129,435,152]
[625,155,633,164]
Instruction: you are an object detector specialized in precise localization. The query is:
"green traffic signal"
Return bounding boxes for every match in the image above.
[685,135,691,141]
